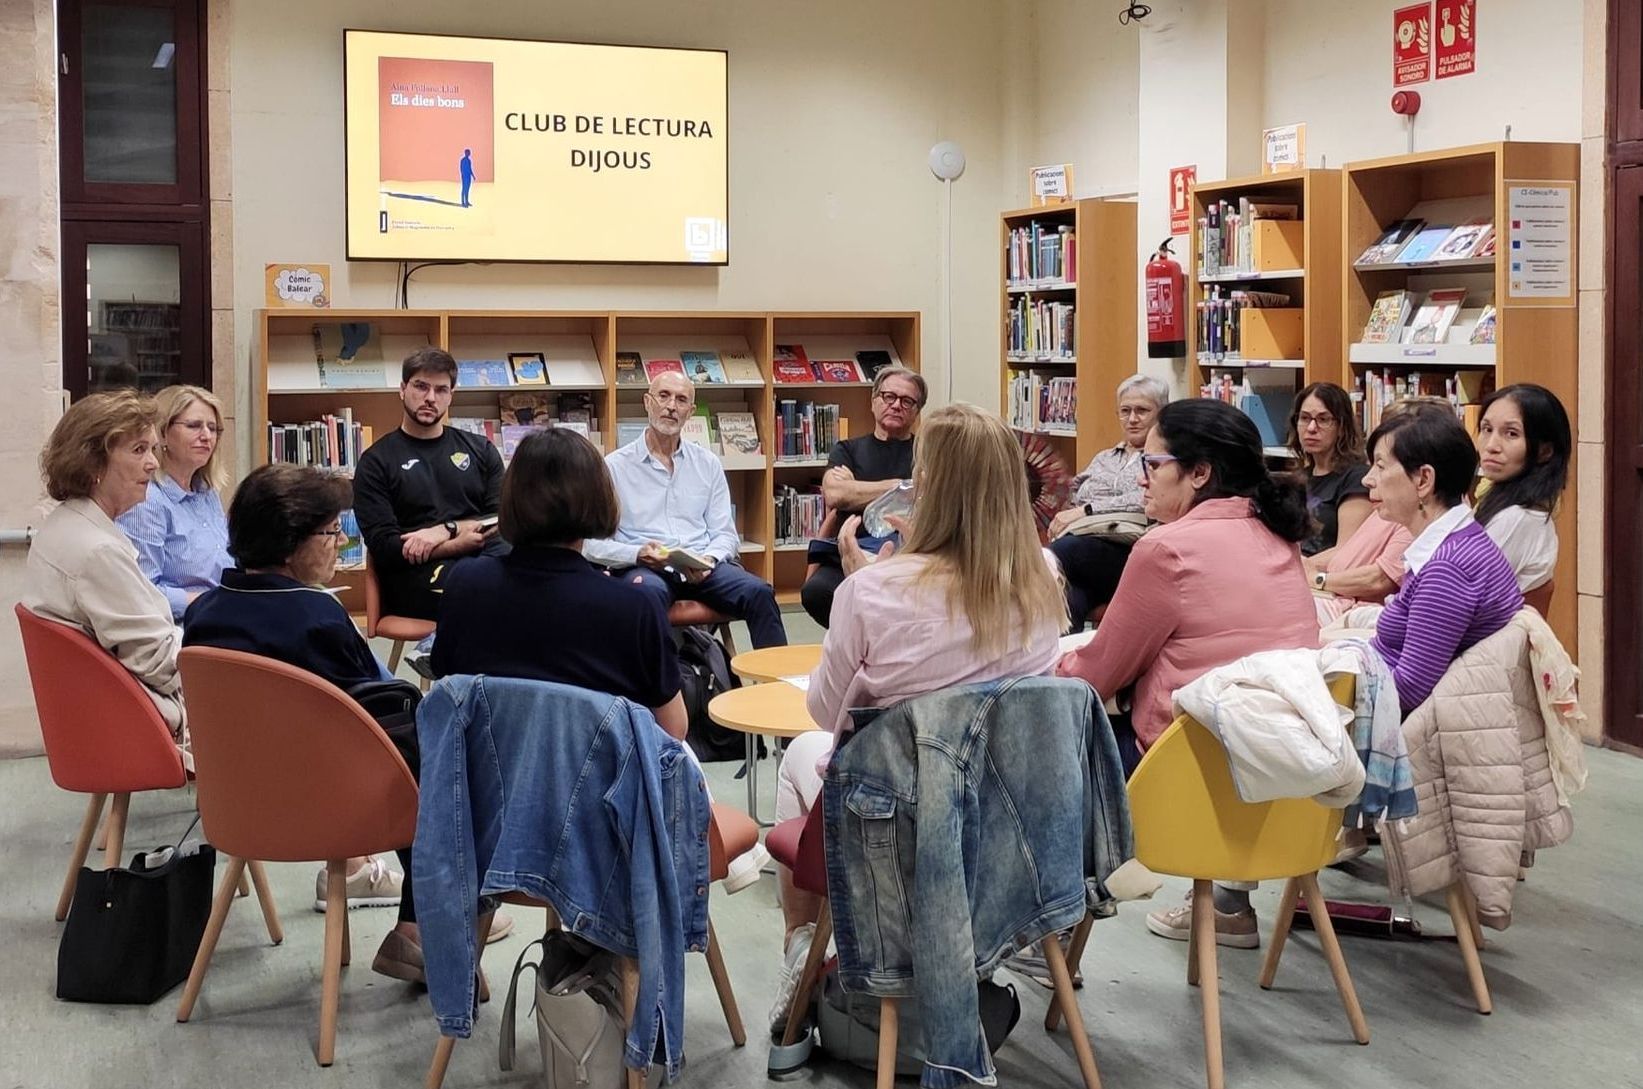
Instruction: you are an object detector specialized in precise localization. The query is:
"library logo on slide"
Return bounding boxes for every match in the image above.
[683,216,727,262]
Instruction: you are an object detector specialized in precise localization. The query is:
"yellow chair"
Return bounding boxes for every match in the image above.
[1125,674,1368,1089]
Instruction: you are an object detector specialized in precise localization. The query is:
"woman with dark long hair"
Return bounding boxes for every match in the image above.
[1472,383,1572,595]
[1285,381,1370,555]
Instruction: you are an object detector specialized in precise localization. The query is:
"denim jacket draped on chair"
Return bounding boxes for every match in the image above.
[821,676,1134,1088]
[413,675,710,1080]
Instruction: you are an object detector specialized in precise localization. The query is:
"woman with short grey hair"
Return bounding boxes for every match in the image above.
[1047,373,1170,629]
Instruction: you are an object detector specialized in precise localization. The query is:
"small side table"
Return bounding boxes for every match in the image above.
[708,679,821,825]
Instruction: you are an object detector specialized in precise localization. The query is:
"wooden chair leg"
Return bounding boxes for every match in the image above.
[476,911,494,1004]
[387,640,405,673]
[876,997,899,1089]
[425,1036,456,1089]
[1258,877,1302,989]
[1042,931,1103,1089]
[780,901,834,1047]
[236,864,251,898]
[57,793,107,921]
[340,906,352,967]
[1045,914,1095,1032]
[1445,884,1493,1015]
[620,957,644,1089]
[1297,873,1369,1044]
[1459,881,1486,949]
[318,860,347,1066]
[103,792,130,869]
[1186,887,1201,989]
[704,920,747,1046]
[1190,880,1224,1089]
[247,861,283,944]
[177,856,246,1022]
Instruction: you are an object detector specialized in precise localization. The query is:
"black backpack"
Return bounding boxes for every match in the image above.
[673,626,760,762]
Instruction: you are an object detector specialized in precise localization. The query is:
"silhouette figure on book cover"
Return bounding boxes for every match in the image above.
[459,148,474,207]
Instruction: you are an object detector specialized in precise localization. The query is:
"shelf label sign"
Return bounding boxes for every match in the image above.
[1506,182,1575,304]
[1030,163,1075,206]
[265,263,330,308]
[1393,4,1432,86]
[1434,0,1477,79]
[1169,165,1196,236]
[1262,123,1306,175]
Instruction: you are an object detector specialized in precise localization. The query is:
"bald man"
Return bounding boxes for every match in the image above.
[584,374,787,648]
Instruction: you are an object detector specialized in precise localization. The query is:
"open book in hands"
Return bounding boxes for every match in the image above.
[660,546,714,573]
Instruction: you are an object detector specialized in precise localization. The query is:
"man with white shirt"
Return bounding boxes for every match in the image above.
[585,373,787,648]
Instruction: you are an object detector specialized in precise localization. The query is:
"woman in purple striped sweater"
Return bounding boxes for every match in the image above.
[1364,409,1523,713]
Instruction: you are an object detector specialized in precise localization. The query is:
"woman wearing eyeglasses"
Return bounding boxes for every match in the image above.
[1285,382,1371,557]
[117,385,234,620]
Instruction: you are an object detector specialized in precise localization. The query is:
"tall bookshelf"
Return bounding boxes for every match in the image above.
[1188,169,1342,455]
[256,309,918,608]
[999,198,1136,471]
[1341,141,1579,652]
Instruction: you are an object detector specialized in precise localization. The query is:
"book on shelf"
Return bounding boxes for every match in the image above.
[855,349,895,380]
[1361,290,1416,343]
[1196,196,1299,277]
[1469,304,1497,345]
[616,417,648,447]
[507,352,548,386]
[680,350,726,384]
[775,400,842,459]
[1199,374,1294,446]
[457,359,513,387]
[615,351,647,385]
[813,358,863,383]
[1010,295,1076,358]
[450,416,502,448]
[501,424,545,461]
[1352,368,1489,435]
[720,349,762,383]
[644,358,685,381]
[774,486,827,545]
[268,407,370,471]
[1007,220,1077,285]
[773,344,816,383]
[337,508,365,568]
[716,411,762,455]
[499,392,553,425]
[1432,217,1493,261]
[1475,228,1497,258]
[1354,218,1424,265]
[680,403,714,448]
[1389,224,1454,264]
[1196,288,1291,360]
[1008,372,1077,433]
[1403,288,1468,344]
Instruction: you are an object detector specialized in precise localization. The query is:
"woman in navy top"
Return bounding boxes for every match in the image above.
[431,428,686,738]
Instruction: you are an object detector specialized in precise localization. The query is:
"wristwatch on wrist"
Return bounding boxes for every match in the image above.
[444,520,459,539]
[1083,502,1095,517]
[1313,570,1328,591]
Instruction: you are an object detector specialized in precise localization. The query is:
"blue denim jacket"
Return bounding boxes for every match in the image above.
[821,677,1133,1089]
[413,675,710,1080]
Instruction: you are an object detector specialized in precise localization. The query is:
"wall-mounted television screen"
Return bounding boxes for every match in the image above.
[344,30,727,264]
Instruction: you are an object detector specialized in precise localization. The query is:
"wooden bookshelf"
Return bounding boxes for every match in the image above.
[256,309,919,607]
[998,198,1136,472]
[1188,169,1343,450]
[1341,141,1579,652]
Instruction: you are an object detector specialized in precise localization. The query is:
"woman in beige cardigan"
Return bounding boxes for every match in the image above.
[23,391,186,747]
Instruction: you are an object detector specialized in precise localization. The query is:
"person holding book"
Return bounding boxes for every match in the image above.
[798,365,925,626]
[1056,398,1317,949]
[769,404,1066,1028]
[1472,383,1571,598]
[1286,382,1371,556]
[352,347,507,621]
[1044,374,1167,630]
[115,385,233,621]
[584,372,787,648]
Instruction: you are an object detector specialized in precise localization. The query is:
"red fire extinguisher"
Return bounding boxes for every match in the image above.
[1146,239,1186,359]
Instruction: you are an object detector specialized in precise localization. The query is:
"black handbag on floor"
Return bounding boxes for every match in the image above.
[56,816,216,1004]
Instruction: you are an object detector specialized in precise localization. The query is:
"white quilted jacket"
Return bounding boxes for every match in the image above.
[1382,618,1574,930]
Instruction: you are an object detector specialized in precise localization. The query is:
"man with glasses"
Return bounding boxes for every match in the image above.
[353,347,506,621]
[799,366,925,627]
[585,372,787,648]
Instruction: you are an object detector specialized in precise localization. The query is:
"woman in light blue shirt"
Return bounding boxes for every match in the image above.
[118,385,233,620]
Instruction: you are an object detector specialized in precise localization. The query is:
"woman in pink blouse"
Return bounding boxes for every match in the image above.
[768,404,1067,1030]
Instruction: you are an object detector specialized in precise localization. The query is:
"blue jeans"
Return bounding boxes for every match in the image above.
[618,561,787,648]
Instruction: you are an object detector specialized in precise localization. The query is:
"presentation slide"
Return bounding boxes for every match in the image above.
[344,30,728,264]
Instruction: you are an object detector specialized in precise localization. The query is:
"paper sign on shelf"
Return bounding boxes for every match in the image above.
[1169,165,1197,236]
[1505,182,1575,305]
[1434,0,1477,79]
[1393,3,1432,87]
[1030,163,1075,206]
[1262,123,1306,175]
[265,263,330,308]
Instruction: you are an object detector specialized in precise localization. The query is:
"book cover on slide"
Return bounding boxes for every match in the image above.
[378,57,496,237]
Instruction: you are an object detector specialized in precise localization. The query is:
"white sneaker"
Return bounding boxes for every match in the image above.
[312,856,404,912]
[768,922,816,1033]
[721,842,771,894]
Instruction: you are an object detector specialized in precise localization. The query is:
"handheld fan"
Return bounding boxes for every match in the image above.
[1017,431,1072,540]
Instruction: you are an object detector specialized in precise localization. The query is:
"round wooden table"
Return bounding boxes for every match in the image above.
[709,680,821,825]
[729,644,824,684]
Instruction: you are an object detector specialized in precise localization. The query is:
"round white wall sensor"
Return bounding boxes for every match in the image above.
[928,141,966,181]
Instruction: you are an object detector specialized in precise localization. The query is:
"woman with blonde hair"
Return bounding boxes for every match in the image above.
[118,385,234,620]
[24,391,185,745]
[767,403,1067,1027]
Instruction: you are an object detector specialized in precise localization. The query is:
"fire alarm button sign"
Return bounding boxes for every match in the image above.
[1394,3,1431,87]
[1434,0,1477,79]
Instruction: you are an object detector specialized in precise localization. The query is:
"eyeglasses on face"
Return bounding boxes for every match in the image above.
[1297,412,1337,430]
[647,390,695,408]
[409,379,453,397]
[1139,453,1180,480]
[175,419,222,435]
[874,391,920,409]
[1117,405,1154,419]
[312,525,347,541]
